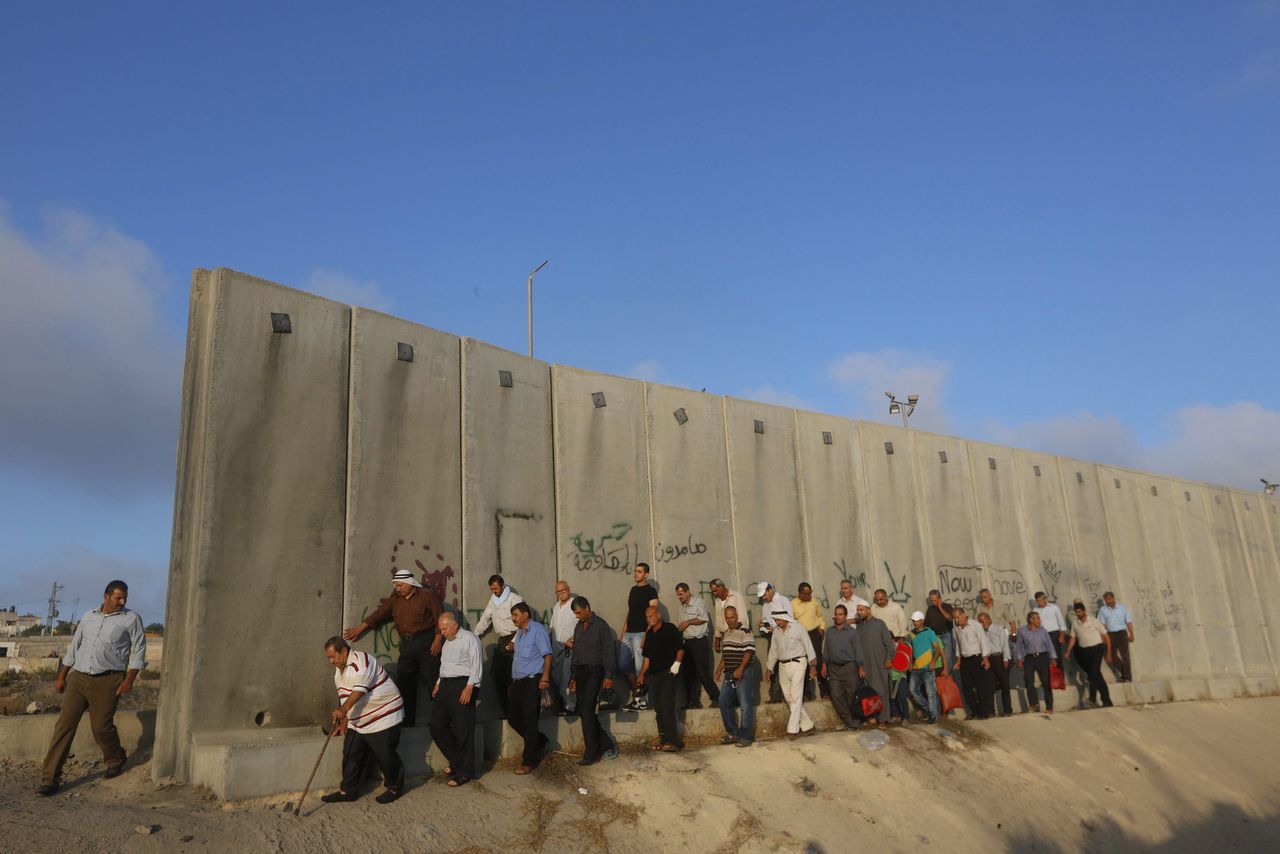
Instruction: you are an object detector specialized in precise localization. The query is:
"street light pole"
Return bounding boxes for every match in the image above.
[884,391,920,430]
[527,260,547,358]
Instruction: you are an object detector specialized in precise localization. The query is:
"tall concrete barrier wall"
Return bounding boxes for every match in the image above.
[156,269,1280,794]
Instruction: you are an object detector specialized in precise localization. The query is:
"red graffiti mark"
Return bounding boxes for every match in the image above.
[388,538,459,606]
[416,559,457,606]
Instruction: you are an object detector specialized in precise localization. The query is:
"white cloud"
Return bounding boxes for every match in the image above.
[979,411,1144,469]
[626,359,663,382]
[302,267,394,312]
[740,385,814,410]
[828,348,952,432]
[0,203,182,494]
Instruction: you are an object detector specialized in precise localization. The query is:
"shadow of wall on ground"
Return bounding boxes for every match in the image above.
[1002,800,1278,853]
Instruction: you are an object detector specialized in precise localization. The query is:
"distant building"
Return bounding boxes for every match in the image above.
[0,610,43,638]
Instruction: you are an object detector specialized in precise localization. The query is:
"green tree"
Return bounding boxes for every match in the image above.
[145,622,164,636]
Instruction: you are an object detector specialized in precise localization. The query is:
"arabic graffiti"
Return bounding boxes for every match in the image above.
[567,521,636,573]
[654,534,708,564]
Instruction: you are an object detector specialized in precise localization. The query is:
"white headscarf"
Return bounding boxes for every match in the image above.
[392,569,423,588]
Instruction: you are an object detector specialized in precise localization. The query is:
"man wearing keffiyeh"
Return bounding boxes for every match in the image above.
[343,567,444,727]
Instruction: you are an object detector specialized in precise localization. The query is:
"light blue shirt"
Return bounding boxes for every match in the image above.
[62,607,147,673]
[512,619,553,679]
[1098,604,1132,633]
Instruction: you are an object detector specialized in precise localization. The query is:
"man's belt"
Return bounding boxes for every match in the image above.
[781,657,807,664]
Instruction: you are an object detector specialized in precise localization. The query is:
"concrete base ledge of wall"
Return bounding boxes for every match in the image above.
[0,709,155,764]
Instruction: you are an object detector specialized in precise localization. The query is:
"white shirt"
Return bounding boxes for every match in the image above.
[335,650,404,734]
[439,629,483,686]
[871,601,909,639]
[1071,616,1108,649]
[760,594,793,629]
[474,588,524,637]
[984,624,1011,659]
[550,598,577,646]
[714,590,748,636]
[1033,601,1068,633]
[836,596,860,621]
[766,622,817,668]
[954,622,992,657]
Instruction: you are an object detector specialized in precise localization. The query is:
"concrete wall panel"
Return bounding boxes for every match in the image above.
[857,422,928,613]
[1010,451,1082,625]
[1060,461,1119,617]
[1232,491,1280,671]
[795,412,876,609]
[1201,488,1274,676]
[1098,466,1176,679]
[460,339,556,621]
[173,270,350,774]
[552,367,653,620]
[724,398,806,602]
[968,441,1035,624]
[344,309,462,670]
[1140,476,1210,678]
[645,384,739,619]
[916,432,986,612]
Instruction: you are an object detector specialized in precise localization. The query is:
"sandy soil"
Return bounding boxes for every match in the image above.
[1,697,1277,853]
[0,671,159,716]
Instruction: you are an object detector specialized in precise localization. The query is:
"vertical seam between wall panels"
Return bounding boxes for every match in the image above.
[459,340,470,615]
[723,396,743,595]
[550,366,562,585]
[793,409,812,582]
[1052,457,1086,612]
[641,381,656,582]
[340,307,355,633]
[965,443,993,594]
[855,421,884,591]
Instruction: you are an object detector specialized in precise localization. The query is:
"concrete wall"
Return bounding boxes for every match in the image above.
[156,268,1280,794]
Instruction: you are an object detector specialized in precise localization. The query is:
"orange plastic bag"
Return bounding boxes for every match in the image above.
[936,671,963,714]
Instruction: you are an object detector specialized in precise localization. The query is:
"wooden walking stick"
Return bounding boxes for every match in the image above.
[294,723,338,818]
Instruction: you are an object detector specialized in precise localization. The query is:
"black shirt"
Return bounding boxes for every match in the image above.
[642,622,683,672]
[925,603,954,635]
[571,614,616,678]
[626,584,657,633]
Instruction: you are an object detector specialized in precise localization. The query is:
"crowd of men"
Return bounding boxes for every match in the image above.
[318,563,1139,803]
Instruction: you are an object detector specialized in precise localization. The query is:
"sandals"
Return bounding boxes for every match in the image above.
[515,765,533,775]
[447,776,470,787]
[653,743,680,752]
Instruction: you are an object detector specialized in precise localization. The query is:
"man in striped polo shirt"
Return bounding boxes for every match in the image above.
[715,605,757,747]
[322,637,405,804]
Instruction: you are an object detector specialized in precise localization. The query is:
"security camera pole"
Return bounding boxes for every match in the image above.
[527,260,548,358]
[884,391,920,430]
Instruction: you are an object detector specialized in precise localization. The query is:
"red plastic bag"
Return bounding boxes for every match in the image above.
[936,672,963,714]
[1049,661,1066,691]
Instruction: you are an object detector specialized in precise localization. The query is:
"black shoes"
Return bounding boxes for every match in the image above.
[103,753,127,779]
[36,783,59,797]
[375,789,401,804]
[320,790,358,803]
[577,755,601,766]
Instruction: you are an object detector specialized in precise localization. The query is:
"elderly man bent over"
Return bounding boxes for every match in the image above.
[322,637,405,804]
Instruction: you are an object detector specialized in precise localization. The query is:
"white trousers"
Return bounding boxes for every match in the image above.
[779,660,814,734]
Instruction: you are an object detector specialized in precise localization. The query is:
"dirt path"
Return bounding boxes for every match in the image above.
[2,697,1278,852]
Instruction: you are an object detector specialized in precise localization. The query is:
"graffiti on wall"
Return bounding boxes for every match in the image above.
[567,521,636,573]
[1132,578,1185,638]
[389,538,460,607]
[1039,559,1062,602]
[885,562,912,604]
[654,534,709,564]
[937,564,984,612]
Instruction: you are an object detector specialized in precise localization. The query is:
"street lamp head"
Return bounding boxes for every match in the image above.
[884,391,895,400]
[889,402,901,415]
[907,394,919,405]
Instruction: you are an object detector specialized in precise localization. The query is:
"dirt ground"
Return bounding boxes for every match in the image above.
[0,697,1277,853]
[0,670,159,716]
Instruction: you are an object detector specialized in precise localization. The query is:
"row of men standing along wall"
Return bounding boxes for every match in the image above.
[153,269,1280,782]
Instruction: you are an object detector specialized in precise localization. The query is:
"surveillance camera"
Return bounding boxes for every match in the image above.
[884,391,894,400]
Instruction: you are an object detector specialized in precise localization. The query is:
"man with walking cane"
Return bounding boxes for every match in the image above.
[320,636,406,804]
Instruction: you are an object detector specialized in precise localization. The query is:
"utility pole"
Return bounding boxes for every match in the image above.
[527,260,547,357]
[45,581,64,637]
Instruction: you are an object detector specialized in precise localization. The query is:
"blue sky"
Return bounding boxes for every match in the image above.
[2,2,1278,624]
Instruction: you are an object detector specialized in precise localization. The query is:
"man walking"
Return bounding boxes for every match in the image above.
[1014,611,1057,713]
[1098,591,1135,682]
[709,578,748,652]
[757,582,790,703]
[321,637,405,804]
[764,610,817,738]
[637,606,685,751]
[37,580,146,796]
[1065,603,1113,708]
[674,583,718,708]
[430,612,483,787]
[344,567,443,727]
[620,564,658,710]
[977,612,1013,716]
[508,602,553,773]
[872,587,910,722]
[855,601,895,728]
[473,574,524,717]
[951,608,995,720]
[791,582,826,700]
[569,596,620,766]
[835,580,860,619]
[549,580,578,714]
[822,605,863,729]
[715,605,757,746]
[1032,591,1068,663]
[907,611,945,724]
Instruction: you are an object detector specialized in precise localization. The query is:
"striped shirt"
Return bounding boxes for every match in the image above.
[335,651,404,734]
[62,607,147,674]
[719,626,755,674]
